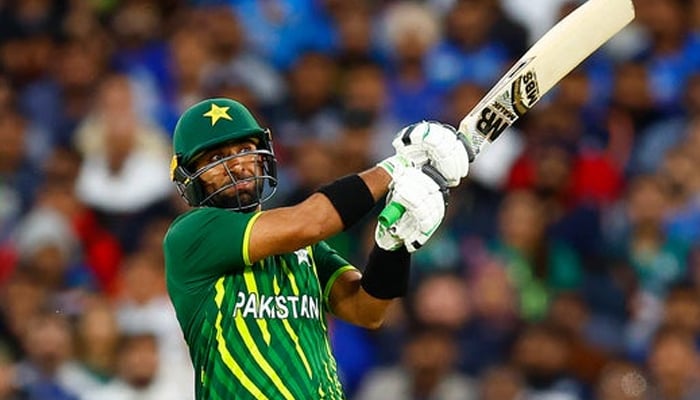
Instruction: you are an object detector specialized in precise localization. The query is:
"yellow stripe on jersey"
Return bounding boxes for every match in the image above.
[276,259,313,378]
[280,258,300,295]
[307,245,328,330]
[214,278,268,400]
[280,317,313,378]
[306,245,321,288]
[323,358,342,398]
[229,271,295,400]
[243,265,271,345]
[273,273,280,294]
[233,314,296,399]
[242,212,263,266]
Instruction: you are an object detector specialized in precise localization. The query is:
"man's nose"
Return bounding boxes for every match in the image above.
[224,155,257,175]
[225,156,243,171]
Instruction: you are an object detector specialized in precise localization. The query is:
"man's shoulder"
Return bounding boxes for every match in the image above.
[163,207,258,255]
[170,207,225,225]
[166,208,241,237]
[164,208,219,249]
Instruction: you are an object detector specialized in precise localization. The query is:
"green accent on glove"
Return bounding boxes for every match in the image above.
[377,154,412,177]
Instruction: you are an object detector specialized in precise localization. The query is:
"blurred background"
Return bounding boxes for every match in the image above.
[1,0,700,399]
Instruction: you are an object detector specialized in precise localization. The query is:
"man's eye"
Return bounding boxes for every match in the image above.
[210,154,223,162]
[238,147,254,154]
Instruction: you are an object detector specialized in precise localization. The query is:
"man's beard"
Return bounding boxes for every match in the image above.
[209,181,260,211]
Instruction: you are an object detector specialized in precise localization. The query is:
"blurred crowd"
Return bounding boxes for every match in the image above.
[1,0,700,399]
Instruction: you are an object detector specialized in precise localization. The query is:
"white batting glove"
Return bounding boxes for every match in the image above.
[380,167,447,252]
[392,121,474,187]
[377,153,413,181]
[374,222,403,251]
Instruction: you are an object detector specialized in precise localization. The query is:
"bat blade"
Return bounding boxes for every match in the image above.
[378,0,635,228]
[459,0,636,153]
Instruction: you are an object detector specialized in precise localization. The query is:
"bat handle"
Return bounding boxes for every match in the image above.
[457,115,488,157]
[378,202,405,228]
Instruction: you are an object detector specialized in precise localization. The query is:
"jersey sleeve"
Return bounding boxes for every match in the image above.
[310,240,358,312]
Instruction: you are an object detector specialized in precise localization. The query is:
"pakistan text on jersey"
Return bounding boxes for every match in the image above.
[232,293,321,320]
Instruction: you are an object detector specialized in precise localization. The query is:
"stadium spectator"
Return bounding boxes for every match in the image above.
[1,0,700,398]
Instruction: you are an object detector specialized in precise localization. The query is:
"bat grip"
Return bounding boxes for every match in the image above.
[457,131,477,163]
[378,202,405,228]
[377,165,449,228]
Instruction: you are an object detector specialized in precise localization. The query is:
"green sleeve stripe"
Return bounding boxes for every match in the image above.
[216,279,296,400]
[243,212,263,266]
[323,266,357,311]
[213,277,268,400]
[242,265,271,345]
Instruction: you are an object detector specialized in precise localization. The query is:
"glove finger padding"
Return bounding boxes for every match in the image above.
[377,153,413,180]
[422,131,470,187]
[392,125,429,165]
[392,121,471,188]
[388,168,446,252]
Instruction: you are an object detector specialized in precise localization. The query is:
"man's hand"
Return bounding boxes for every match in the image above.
[392,121,475,187]
[374,167,447,252]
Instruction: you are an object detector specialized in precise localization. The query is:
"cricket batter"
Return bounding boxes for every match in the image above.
[163,98,472,399]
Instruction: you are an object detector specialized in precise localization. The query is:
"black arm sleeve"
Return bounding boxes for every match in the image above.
[317,174,376,230]
[360,244,411,299]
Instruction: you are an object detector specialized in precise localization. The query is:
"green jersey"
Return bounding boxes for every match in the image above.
[163,207,355,400]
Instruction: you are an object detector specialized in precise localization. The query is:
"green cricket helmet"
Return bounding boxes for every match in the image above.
[170,98,277,211]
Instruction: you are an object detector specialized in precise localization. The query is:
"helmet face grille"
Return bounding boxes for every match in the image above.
[175,149,277,212]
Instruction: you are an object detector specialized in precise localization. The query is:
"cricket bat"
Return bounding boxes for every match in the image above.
[379,0,636,228]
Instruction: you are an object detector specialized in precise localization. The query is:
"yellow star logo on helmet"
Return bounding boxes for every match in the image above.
[202,103,233,126]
